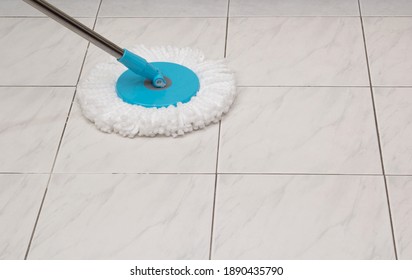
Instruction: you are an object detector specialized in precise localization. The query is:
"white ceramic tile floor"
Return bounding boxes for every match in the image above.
[386,176,412,259]
[0,174,49,260]
[28,174,215,259]
[0,0,410,260]
[0,17,94,86]
[230,0,360,17]
[374,88,412,175]
[213,175,394,259]
[0,87,74,173]
[53,105,219,173]
[0,0,101,17]
[99,0,228,18]
[227,17,369,86]
[219,87,381,174]
[363,17,412,86]
[360,0,412,16]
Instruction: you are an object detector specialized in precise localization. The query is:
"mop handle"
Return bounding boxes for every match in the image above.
[22,0,124,59]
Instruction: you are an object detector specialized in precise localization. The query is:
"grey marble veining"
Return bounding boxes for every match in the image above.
[387,176,412,259]
[0,0,101,17]
[374,88,412,175]
[363,17,412,86]
[54,104,218,173]
[99,0,228,18]
[219,87,382,174]
[0,174,49,260]
[28,174,215,259]
[0,18,93,86]
[212,175,395,259]
[227,17,369,86]
[230,0,359,16]
[80,17,226,78]
[360,0,412,16]
[0,87,74,173]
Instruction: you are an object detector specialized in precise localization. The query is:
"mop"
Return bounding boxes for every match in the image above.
[23,0,236,137]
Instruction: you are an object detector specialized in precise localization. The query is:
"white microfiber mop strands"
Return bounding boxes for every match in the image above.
[77,45,236,137]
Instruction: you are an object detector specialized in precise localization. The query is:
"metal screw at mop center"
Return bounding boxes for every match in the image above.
[23,0,236,137]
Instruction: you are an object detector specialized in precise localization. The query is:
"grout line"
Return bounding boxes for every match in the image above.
[97,16,227,19]
[3,15,412,20]
[223,2,231,59]
[0,172,399,176]
[50,172,217,175]
[209,122,221,260]
[230,14,412,18]
[0,85,378,89]
[23,182,49,260]
[0,16,95,19]
[0,85,76,88]
[0,172,50,175]
[359,15,412,18]
[370,85,412,88]
[209,0,231,261]
[96,15,368,19]
[237,85,371,88]
[96,15,362,19]
[23,0,104,260]
[218,172,385,176]
[230,15,412,18]
[2,85,411,89]
[357,0,398,260]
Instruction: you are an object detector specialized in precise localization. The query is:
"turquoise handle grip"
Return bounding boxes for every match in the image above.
[118,49,166,88]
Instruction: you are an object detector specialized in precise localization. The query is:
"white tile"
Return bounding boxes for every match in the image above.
[0,87,74,173]
[0,0,101,17]
[360,0,412,16]
[0,174,49,260]
[29,174,215,259]
[80,17,226,78]
[230,0,359,16]
[364,17,412,86]
[387,176,412,259]
[374,88,412,175]
[219,87,381,174]
[227,17,369,86]
[213,175,394,259]
[0,18,93,86]
[54,104,218,173]
[99,0,228,17]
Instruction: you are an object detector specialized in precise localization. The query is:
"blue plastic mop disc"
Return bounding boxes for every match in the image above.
[116,62,200,108]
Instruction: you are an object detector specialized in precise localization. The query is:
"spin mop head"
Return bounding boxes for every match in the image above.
[77,45,236,137]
